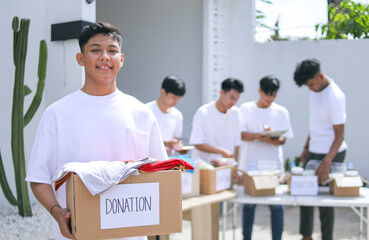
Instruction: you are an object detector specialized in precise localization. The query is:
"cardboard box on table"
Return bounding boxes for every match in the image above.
[200,165,234,194]
[181,166,200,198]
[243,173,279,196]
[329,176,363,196]
[66,170,182,240]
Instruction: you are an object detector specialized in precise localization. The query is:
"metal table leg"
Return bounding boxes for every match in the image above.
[233,203,237,240]
[367,207,369,240]
[361,207,364,239]
[222,201,227,240]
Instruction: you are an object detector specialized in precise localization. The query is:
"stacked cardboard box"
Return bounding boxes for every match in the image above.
[182,167,200,198]
[200,165,234,194]
[329,176,363,196]
[243,173,279,196]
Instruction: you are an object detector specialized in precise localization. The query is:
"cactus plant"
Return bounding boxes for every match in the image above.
[0,16,47,216]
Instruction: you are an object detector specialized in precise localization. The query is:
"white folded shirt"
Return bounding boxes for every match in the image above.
[52,158,156,196]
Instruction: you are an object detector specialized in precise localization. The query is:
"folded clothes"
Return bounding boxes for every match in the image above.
[169,154,196,173]
[139,158,194,172]
[53,158,155,195]
[53,158,194,196]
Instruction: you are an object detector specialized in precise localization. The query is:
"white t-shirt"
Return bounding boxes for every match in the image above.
[26,89,167,240]
[189,102,241,163]
[238,101,293,172]
[146,100,183,141]
[309,78,347,154]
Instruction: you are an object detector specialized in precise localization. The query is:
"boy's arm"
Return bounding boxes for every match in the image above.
[241,131,286,146]
[164,138,181,149]
[300,135,310,164]
[257,135,286,146]
[30,182,75,240]
[233,146,239,162]
[316,124,345,184]
[194,143,234,158]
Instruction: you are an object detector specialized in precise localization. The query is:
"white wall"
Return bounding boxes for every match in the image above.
[229,0,369,179]
[0,0,95,205]
[96,0,203,142]
[2,0,366,206]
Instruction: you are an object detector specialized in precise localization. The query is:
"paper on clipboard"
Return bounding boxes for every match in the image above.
[179,146,194,151]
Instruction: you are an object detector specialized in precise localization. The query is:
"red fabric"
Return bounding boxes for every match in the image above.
[139,158,194,172]
[54,172,71,191]
[54,159,193,191]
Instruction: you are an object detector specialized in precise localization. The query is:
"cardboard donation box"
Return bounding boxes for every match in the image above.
[181,167,200,198]
[243,173,279,196]
[200,165,234,194]
[66,170,182,240]
[329,176,363,196]
[288,175,318,195]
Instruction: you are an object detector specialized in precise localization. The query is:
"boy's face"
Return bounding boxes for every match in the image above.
[76,34,124,88]
[161,89,181,107]
[305,73,325,92]
[258,88,277,108]
[219,89,240,110]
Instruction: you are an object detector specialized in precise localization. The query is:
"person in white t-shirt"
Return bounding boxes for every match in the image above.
[239,76,293,240]
[25,22,167,240]
[189,78,244,165]
[146,76,186,156]
[294,58,347,240]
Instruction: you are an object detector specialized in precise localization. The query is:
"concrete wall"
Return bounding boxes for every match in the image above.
[96,0,203,142]
[230,0,369,179]
[0,0,95,204]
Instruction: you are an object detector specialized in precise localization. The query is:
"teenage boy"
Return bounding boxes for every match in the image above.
[189,78,244,164]
[293,58,347,240]
[25,22,167,240]
[238,75,293,240]
[146,76,186,156]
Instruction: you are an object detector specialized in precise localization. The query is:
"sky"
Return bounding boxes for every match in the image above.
[255,0,369,42]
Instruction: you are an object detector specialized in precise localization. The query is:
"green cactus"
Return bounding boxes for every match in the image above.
[0,16,47,216]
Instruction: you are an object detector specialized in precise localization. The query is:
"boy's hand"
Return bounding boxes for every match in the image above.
[316,160,330,185]
[53,207,75,239]
[300,148,309,165]
[219,148,234,158]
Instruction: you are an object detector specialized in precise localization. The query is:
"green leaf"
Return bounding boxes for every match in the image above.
[24,85,32,96]
[315,23,320,32]
[260,0,273,4]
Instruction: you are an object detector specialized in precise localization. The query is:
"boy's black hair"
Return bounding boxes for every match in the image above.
[293,58,321,87]
[161,76,186,96]
[78,22,123,53]
[260,75,280,95]
[221,78,244,93]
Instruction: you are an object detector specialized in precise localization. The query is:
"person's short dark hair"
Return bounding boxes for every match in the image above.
[293,58,321,87]
[78,22,123,53]
[260,75,280,95]
[221,78,244,93]
[161,76,186,96]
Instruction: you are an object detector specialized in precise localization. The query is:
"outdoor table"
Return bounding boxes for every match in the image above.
[149,189,237,240]
[182,190,237,240]
[229,185,369,240]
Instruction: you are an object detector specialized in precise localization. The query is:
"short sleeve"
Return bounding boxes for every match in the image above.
[281,108,294,138]
[148,111,168,160]
[25,110,58,185]
[234,109,241,146]
[174,111,183,139]
[329,95,346,125]
[189,109,205,145]
[239,104,249,132]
